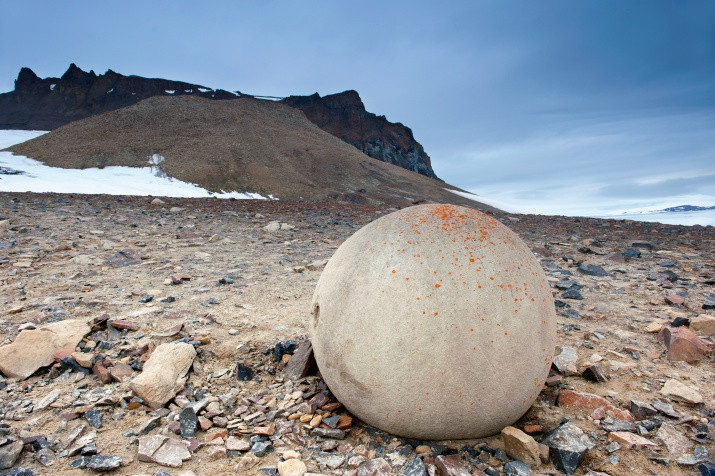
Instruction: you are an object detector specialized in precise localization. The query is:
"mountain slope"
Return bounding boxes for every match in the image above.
[4,95,489,208]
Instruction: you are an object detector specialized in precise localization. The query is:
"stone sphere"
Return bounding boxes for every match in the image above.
[310,204,556,440]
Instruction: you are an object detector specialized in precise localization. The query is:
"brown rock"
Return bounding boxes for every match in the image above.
[523,425,543,434]
[92,360,112,384]
[129,342,196,409]
[655,423,693,458]
[108,319,139,331]
[225,436,250,451]
[659,326,710,362]
[558,390,633,421]
[0,319,90,379]
[690,314,715,336]
[629,400,657,420]
[337,414,354,430]
[501,426,541,466]
[52,347,74,361]
[434,454,471,476]
[608,432,656,449]
[71,351,95,368]
[665,294,684,306]
[198,416,213,431]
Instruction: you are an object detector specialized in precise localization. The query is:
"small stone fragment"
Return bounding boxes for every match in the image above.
[281,341,317,380]
[84,409,103,429]
[504,460,532,476]
[138,435,191,467]
[656,423,694,459]
[401,456,427,476]
[582,364,608,382]
[577,264,609,277]
[434,454,470,476]
[179,407,198,438]
[86,455,122,471]
[542,421,595,475]
[558,390,633,421]
[552,347,578,375]
[629,400,657,420]
[277,458,307,476]
[0,439,24,470]
[236,363,253,381]
[690,314,715,336]
[501,426,541,467]
[608,432,656,449]
[251,441,273,457]
[226,436,250,451]
[311,427,345,439]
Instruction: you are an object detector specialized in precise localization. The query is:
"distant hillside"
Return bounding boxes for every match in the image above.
[4,95,487,208]
[0,64,437,178]
[661,205,715,213]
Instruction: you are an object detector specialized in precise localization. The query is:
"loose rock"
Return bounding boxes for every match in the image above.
[129,342,196,409]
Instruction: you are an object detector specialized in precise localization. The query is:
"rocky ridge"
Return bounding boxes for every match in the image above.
[0,65,437,179]
[0,192,712,475]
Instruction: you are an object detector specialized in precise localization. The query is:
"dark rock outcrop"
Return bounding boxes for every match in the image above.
[281,91,438,178]
[1,65,437,178]
[0,64,237,130]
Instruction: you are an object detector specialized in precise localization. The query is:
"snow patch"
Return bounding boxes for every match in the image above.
[198,88,211,93]
[165,90,176,95]
[0,130,271,200]
[107,88,115,94]
[49,84,56,91]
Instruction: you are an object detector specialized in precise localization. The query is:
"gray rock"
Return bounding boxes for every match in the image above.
[504,460,532,476]
[84,409,103,429]
[311,427,345,439]
[250,441,273,457]
[401,456,426,476]
[541,421,595,475]
[137,435,191,467]
[434,454,471,476]
[629,400,657,420]
[314,452,345,470]
[179,407,197,438]
[0,439,24,469]
[358,457,392,476]
[281,340,317,380]
[577,263,609,276]
[86,455,122,471]
[552,347,578,374]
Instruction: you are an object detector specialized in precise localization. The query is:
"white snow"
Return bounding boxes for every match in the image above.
[107,88,115,94]
[0,130,270,200]
[198,88,211,93]
[49,83,56,91]
[164,90,176,94]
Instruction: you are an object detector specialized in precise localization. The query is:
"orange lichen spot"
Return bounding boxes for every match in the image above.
[418,408,422,411]
[477,285,482,289]
[480,317,485,321]
[405,277,410,281]
[391,269,396,274]
[514,309,519,313]
[397,409,401,413]
[433,312,439,316]
[473,346,476,350]
[469,257,475,262]
[531,298,535,302]
[504,332,508,336]
[489,276,495,281]
[422,311,426,315]
[514,298,519,302]
[470,328,474,332]
[435,283,441,288]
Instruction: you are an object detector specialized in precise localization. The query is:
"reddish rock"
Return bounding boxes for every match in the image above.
[337,415,354,430]
[608,432,656,449]
[198,416,213,431]
[659,326,710,362]
[109,362,134,382]
[558,390,633,421]
[92,361,111,384]
[52,347,74,361]
[523,425,543,434]
[434,454,471,476]
[109,319,139,330]
[665,294,684,306]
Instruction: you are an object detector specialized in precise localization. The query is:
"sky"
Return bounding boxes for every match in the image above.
[0,0,714,217]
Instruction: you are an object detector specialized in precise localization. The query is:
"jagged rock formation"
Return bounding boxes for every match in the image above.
[0,64,236,130]
[281,91,438,178]
[0,65,437,179]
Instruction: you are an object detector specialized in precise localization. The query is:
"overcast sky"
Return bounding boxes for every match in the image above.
[1,0,713,215]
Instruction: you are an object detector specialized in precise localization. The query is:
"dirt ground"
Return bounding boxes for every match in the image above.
[0,192,712,475]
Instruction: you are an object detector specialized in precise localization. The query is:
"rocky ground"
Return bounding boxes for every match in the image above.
[0,192,712,476]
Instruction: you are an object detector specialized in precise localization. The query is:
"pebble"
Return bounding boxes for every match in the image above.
[501,426,541,467]
[86,454,122,471]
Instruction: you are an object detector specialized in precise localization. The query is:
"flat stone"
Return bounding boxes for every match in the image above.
[659,327,710,362]
[226,436,250,451]
[0,439,23,470]
[277,458,307,476]
[71,352,95,368]
[542,421,595,475]
[86,455,122,471]
[311,427,345,439]
[577,263,609,276]
[251,441,273,457]
[651,399,680,418]
[645,321,665,333]
[629,400,657,420]
[608,432,656,449]
[656,423,694,458]
[130,342,196,409]
[666,294,685,306]
[660,379,703,404]
[109,362,134,381]
[501,426,541,467]
[0,319,90,379]
[558,390,633,421]
[434,454,470,476]
[34,388,60,412]
[690,314,715,336]
[84,409,103,429]
[138,435,191,467]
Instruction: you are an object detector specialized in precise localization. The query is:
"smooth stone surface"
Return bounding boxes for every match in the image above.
[130,342,196,409]
[310,204,556,439]
[501,426,541,467]
[660,379,703,404]
[0,319,90,379]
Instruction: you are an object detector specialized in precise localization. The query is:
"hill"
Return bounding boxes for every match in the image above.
[4,95,486,208]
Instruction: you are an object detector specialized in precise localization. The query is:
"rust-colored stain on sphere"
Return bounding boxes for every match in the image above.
[310,204,557,440]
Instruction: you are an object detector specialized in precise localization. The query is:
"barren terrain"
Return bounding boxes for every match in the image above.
[0,192,712,475]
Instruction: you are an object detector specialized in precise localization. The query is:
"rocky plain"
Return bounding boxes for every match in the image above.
[0,191,712,476]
